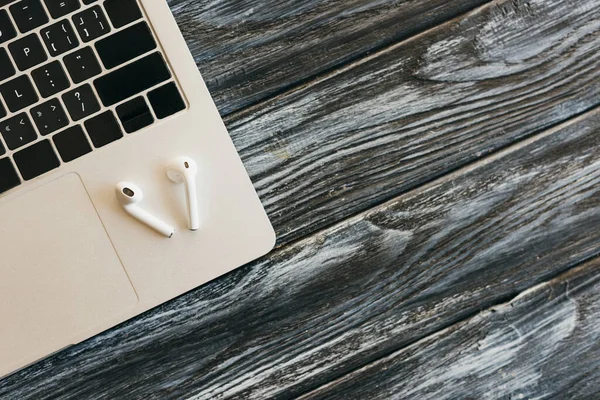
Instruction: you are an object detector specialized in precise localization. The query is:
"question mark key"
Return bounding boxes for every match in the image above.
[61,83,101,121]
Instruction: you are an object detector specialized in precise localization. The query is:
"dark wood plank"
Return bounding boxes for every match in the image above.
[3,103,600,398]
[170,0,491,114]
[301,258,600,399]
[3,0,600,397]
[225,0,600,246]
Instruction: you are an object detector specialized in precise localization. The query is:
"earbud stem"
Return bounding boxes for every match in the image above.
[185,176,200,231]
[125,205,175,238]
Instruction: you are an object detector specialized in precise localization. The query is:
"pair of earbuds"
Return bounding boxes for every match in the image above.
[116,157,199,238]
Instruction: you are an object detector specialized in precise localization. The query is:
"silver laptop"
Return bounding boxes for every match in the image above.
[0,0,275,377]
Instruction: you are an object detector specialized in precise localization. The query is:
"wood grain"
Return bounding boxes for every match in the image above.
[224,0,600,246]
[3,103,600,398]
[169,0,491,114]
[3,0,600,397]
[300,258,600,400]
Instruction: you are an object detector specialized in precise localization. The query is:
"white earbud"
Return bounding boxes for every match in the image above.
[166,156,199,231]
[116,182,175,238]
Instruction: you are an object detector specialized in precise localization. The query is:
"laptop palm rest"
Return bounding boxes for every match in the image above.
[0,173,138,377]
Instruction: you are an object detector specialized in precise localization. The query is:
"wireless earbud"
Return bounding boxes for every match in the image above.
[166,157,199,231]
[116,182,175,238]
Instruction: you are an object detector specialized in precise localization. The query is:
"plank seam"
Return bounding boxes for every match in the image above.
[221,0,497,120]
[295,248,600,400]
[263,101,600,253]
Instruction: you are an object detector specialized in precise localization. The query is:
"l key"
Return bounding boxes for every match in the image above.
[0,75,38,112]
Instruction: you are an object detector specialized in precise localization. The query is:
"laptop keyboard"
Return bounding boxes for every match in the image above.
[0,0,186,195]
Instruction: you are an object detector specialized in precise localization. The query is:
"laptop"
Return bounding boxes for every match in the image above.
[0,0,275,378]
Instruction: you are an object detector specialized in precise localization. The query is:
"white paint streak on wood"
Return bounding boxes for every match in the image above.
[5,103,600,400]
[303,261,600,400]
[3,0,600,398]
[168,0,490,113]
[226,0,600,244]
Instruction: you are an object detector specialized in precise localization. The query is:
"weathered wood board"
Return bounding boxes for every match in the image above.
[3,103,600,399]
[300,258,600,399]
[3,0,600,398]
[224,0,600,245]
[169,0,491,114]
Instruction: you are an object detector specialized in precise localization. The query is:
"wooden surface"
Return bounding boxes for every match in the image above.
[168,0,490,115]
[3,0,600,398]
[300,258,600,399]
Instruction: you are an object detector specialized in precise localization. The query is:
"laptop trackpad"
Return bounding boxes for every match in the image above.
[0,173,138,377]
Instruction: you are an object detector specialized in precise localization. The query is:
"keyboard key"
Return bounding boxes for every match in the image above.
[0,75,38,112]
[104,0,141,29]
[116,96,153,133]
[62,83,100,121]
[0,112,37,150]
[43,0,80,19]
[72,5,109,43]
[9,0,49,33]
[32,61,70,98]
[31,98,68,135]
[0,99,6,119]
[0,9,17,45]
[63,46,101,83]
[9,33,48,71]
[53,125,91,162]
[84,110,122,148]
[81,0,96,4]
[148,82,185,119]
[94,52,170,106]
[41,20,79,57]
[95,22,156,69]
[0,157,21,194]
[0,47,16,82]
[13,139,60,180]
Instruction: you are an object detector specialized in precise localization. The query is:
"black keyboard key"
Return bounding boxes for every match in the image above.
[0,9,17,45]
[53,125,91,162]
[0,47,16,82]
[9,0,48,33]
[104,0,141,29]
[72,5,109,43]
[63,46,101,83]
[13,139,60,180]
[0,75,38,112]
[62,83,100,121]
[116,96,153,133]
[32,61,70,98]
[9,33,47,71]
[148,82,185,119]
[41,20,79,57]
[0,112,37,150]
[81,0,96,4]
[31,98,68,135]
[84,110,122,148]
[95,22,156,69]
[43,0,80,19]
[94,52,170,106]
[0,99,6,119]
[0,157,20,194]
